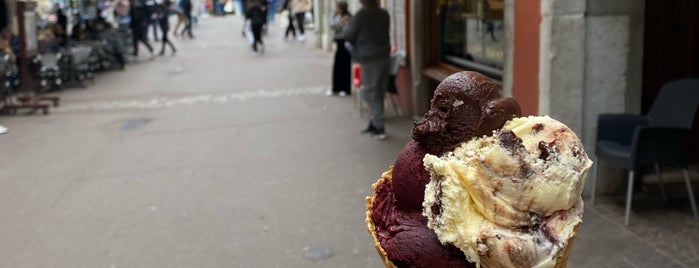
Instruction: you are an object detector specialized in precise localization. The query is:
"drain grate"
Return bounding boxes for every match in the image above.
[121,119,150,131]
[303,247,335,262]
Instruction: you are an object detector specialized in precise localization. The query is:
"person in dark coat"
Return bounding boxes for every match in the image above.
[341,0,391,139]
[157,2,176,55]
[246,0,266,52]
[130,0,155,57]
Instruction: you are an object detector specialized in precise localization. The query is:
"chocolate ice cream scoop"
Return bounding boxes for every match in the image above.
[412,71,521,153]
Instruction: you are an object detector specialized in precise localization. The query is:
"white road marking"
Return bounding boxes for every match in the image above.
[54,86,327,113]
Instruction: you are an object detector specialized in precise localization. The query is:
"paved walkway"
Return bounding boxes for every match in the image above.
[0,16,697,268]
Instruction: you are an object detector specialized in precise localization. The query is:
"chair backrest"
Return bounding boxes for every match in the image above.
[648,78,699,128]
[634,127,689,167]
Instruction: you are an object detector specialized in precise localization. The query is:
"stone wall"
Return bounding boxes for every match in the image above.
[583,0,645,195]
[538,0,586,134]
[538,0,645,196]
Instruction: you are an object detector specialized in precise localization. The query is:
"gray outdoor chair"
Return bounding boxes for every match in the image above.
[590,78,699,226]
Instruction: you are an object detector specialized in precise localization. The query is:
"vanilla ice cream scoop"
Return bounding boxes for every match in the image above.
[430,116,591,227]
[422,115,591,267]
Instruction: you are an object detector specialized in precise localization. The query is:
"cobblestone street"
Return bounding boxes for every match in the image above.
[0,15,697,268]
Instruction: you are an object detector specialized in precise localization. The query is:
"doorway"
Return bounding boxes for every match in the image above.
[642,0,699,162]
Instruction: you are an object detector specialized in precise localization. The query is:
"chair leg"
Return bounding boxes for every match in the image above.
[683,169,698,219]
[389,93,401,116]
[625,170,635,226]
[654,163,667,203]
[591,161,599,205]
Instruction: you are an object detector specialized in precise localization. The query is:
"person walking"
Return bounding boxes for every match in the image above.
[280,0,296,40]
[266,0,278,24]
[172,0,188,36]
[145,0,159,41]
[180,0,195,38]
[327,1,352,97]
[290,0,311,42]
[341,0,390,139]
[246,0,266,53]
[157,2,177,55]
[129,0,155,58]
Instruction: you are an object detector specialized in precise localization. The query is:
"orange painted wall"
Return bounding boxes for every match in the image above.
[513,0,541,115]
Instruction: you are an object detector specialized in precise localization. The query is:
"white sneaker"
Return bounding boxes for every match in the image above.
[0,125,8,134]
[370,132,387,140]
[297,34,306,42]
[338,91,347,97]
[325,89,334,96]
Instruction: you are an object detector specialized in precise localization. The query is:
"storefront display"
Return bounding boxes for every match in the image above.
[432,0,504,79]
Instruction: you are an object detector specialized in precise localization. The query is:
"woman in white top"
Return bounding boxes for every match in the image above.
[327,1,352,96]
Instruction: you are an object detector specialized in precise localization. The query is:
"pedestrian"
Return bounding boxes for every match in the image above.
[211,0,221,15]
[56,7,68,46]
[180,0,195,38]
[157,2,177,55]
[327,1,351,97]
[145,0,159,41]
[289,0,311,42]
[172,0,188,36]
[246,0,266,53]
[266,0,278,24]
[130,0,156,58]
[280,0,296,40]
[341,0,390,140]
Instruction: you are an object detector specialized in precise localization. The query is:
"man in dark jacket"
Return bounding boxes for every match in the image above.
[246,0,266,52]
[341,0,390,139]
[130,0,155,58]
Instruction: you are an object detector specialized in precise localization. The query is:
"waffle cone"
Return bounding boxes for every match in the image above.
[365,168,398,268]
[553,225,578,268]
[365,167,580,268]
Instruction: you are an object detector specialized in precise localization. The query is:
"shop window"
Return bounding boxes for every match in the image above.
[436,0,504,79]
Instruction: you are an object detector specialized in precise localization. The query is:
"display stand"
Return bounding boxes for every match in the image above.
[2,1,58,115]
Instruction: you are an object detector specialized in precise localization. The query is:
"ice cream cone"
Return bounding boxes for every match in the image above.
[365,168,398,268]
[366,168,580,268]
[553,226,579,268]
